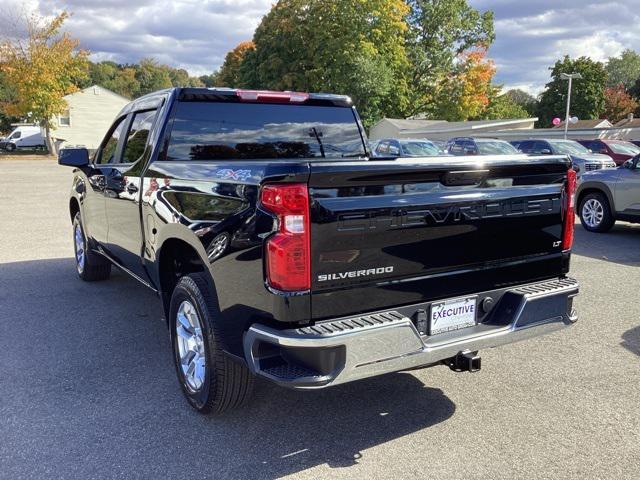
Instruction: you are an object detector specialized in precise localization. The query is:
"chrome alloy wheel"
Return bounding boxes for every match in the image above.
[176,300,207,392]
[74,224,85,273]
[582,198,604,228]
[207,233,229,261]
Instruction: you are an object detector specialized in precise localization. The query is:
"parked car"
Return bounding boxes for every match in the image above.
[512,139,616,175]
[576,155,640,232]
[446,137,521,155]
[373,138,441,157]
[0,125,45,151]
[576,139,640,166]
[59,87,579,413]
[430,139,448,154]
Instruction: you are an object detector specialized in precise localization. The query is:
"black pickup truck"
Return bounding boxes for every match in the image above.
[59,88,579,413]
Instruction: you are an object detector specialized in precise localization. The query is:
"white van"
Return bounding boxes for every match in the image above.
[0,125,46,151]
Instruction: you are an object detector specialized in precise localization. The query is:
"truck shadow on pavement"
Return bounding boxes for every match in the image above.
[572,221,640,266]
[621,325,640,357]
[0,258,456,479]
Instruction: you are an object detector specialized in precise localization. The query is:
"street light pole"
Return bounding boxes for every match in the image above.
[560,72,582,140]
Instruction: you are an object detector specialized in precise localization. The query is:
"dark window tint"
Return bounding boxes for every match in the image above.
[96,117,126,164]
[517,140,533,153]
[11,131,21,139]
[122,109,157,163]
[166,101,366,161]
[531,141,550,154]
[400,141,439,156]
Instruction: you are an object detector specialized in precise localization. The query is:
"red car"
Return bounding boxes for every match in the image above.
[577,139,640,165]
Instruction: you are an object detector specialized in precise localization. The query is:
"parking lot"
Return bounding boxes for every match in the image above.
[1,159,639,480]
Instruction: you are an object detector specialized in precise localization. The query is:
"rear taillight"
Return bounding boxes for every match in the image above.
[261,184,310,292]
[562,168,577,251]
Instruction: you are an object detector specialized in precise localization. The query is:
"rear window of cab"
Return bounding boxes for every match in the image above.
[165,101,366,161]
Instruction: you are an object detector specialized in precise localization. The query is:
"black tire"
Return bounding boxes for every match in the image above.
[579,192,615,233]
[5,143,16,152]
[170,273,254,414]
[73,212,111,281]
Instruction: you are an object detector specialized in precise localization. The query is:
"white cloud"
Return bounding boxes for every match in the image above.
[3,0,640,90]
[471,0,640,91]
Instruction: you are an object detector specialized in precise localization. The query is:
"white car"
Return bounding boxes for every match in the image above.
[1,125,45,151]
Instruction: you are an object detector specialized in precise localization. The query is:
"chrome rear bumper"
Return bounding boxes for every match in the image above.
[244,277,579,389]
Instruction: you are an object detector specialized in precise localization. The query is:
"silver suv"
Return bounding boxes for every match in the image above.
[513,139,616,176]
[576,156,640,232]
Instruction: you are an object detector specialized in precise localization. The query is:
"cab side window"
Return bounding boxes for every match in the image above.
[96,117,127,164]
[376,141,389,155]
[11,131,21,139]
[121,109,157,164]
[532,141,550,154]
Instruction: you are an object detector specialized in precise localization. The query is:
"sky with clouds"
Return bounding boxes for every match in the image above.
[4,0,640,95]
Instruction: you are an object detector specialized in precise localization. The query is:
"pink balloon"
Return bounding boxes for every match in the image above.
[552,117,561,126]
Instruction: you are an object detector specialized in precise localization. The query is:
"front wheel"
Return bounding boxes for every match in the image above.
[73,212,111,281]
[579,192,615,233]
[170,273,254,413]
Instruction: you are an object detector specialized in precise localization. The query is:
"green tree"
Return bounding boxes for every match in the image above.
[405,0,494,117]
[536,56,607,127]
[502,88,537,116]
[0,11,89,152]
[199,73,219,87]
[216,41,255,87]
[605,49,640,89]
[107,67,139,98]
[483,91,530,120]
[239,0,411,127]
[87,61,119,87]
[0,72,19,133]
[168,68,204,87]
[134,58,173,96]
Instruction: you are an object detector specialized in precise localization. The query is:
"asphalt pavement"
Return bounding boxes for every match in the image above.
[1,159,639,479]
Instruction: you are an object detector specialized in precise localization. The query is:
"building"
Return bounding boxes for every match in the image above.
[51,85,129,150]
[554,119,612,130]
[369,117,538,141]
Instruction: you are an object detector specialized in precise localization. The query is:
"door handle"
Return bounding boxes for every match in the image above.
[126,183,139,194]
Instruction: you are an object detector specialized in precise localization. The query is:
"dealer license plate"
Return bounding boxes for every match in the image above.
[429,296,477,335]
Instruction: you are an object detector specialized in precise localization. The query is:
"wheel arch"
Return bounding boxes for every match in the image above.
[156,235,215,322]
[576,182,614,212]
[69,196,80,223]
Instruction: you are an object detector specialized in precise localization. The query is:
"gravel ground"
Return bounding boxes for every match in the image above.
[1,159,639,480]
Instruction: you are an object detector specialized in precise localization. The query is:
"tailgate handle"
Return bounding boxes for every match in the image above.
[441,169,489,186]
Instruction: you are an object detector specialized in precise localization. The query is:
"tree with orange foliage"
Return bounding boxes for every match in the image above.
[603,84,638,123]
[216,41,255,88]
[0,11,88,152]
[434,47,495,120]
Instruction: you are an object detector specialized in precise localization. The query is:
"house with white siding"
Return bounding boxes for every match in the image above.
[51,85,129,150]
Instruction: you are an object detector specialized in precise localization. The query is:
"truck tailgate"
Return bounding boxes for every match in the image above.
[308,156,572,320]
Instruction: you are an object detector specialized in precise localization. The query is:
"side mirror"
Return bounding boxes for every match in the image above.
[540,148,552,155]
[58,147,89,167]
[572,164,581,174]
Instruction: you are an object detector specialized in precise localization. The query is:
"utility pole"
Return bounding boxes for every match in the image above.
[560,72,582,139]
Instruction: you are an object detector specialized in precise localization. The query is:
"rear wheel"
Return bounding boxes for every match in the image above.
[73,212,111,281]
[170,273,254,413]
[579,192,615,233]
